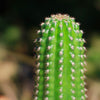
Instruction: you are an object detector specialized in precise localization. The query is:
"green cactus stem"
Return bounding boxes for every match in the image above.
[33,14,87,100]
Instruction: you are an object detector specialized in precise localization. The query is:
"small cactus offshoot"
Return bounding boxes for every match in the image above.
[33,14,87,100]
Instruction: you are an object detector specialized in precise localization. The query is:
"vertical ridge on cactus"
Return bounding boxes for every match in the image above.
[34,14,87,100]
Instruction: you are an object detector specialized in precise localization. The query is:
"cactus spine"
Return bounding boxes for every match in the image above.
[34,14,87,100]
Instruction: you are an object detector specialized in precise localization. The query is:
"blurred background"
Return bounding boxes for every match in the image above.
[0,0,100,100]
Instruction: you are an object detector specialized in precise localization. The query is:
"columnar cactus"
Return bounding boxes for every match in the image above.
[34,14,87,100]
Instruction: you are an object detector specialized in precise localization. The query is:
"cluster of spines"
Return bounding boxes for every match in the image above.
[33,14,88,100]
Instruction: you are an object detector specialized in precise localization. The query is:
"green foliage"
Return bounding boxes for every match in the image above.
[0,26,21,47]
[34,14,87,100]
[87,35,100,78]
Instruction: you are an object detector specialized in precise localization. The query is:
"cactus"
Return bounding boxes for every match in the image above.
[33,14,87,100]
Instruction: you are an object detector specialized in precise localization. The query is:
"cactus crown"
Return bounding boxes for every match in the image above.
[34,14,87,100]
